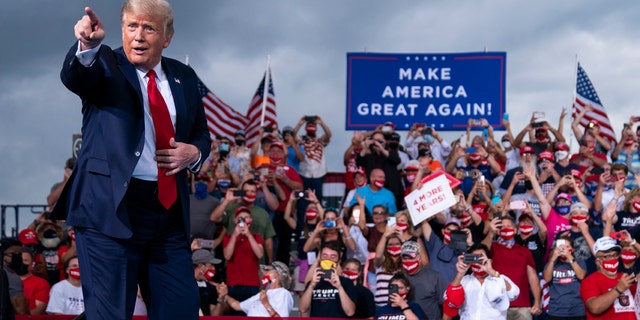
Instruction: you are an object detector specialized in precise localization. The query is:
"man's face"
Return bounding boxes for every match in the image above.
[611,169,627,181]
[370,169,385,184]
[320,247,340,263]
[2,246,20,266]
[268,146,284,160]
[242,183,258,197]
[121,11,171,71]
[372,207,387,224]
[67,258,79,274]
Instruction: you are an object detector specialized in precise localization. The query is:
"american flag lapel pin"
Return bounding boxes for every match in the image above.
[174,78,181,84]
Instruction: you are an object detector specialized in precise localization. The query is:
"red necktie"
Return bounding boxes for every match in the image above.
[147,70,177,209]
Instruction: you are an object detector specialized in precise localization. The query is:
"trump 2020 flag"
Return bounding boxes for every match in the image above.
[572,63,616,143]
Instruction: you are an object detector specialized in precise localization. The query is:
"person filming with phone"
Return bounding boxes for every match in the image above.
[374,272,426,320]
[221,206,264,315]
[444,243,519,320]
[299,240,357,318]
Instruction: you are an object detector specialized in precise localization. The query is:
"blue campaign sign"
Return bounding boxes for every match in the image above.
[346,52,506,131]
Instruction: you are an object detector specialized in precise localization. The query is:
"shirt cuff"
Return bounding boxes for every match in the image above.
[75,41,101,67]
[188,151,203,173]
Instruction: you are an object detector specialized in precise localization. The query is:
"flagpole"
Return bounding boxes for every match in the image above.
[569,54,579,152]
[260,55,271,127]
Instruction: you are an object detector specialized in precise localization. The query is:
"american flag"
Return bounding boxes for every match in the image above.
[198,79,248,140]
[245,69,277,147]
[572,63,616,143]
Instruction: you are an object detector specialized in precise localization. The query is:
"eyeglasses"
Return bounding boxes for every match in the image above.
[373,210,386,215]
[597,253,620,260]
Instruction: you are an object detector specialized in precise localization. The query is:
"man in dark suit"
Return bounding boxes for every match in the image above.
[52,1,211,319]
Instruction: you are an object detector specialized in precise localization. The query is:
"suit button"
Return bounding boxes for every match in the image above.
[124,181,128,188]
[135,151,141,157]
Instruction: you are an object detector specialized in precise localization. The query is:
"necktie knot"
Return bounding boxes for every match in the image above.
[147,69,157,80]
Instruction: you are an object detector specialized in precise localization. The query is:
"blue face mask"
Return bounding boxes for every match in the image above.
[556,205,571,215]
[217,179,231,189]
[425,135,435,143]
[219,143,229,152]
[194,182,209,200]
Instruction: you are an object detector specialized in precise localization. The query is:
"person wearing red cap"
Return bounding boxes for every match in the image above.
[552,141,581,178]
[499,144,537,197]
[515,210,547,273]
[445,243,519,320]
[222,206,264,315]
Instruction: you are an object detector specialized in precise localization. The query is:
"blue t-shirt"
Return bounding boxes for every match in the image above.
[545,260,587,317]
[349,185,398,214]
[375,302,426,320]
[286,145,304,171]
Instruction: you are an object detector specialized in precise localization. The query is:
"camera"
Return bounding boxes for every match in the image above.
[198,239,214,249]
[232,189,247,197]
[321,269,334,279]
[263,126,274,133]
[421,127,433,135]
[305,115,318,123]
[237,217,246,227]
[295,191,307,199]
[324,220,336,228]
[463,253,482,265]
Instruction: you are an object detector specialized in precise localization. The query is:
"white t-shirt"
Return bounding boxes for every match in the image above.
[239,287,293,317]
[46,279,85,315]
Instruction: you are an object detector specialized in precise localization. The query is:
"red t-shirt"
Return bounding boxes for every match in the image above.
[274,165,303,212]
[490,242,536,307]
[22,274,50,311]
[580,272,637,320]
[223,233,263,287]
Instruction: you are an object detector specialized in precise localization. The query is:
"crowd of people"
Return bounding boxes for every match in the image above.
[4,107,640,319]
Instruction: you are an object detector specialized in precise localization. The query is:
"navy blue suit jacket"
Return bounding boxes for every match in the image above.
[52,44,211,239]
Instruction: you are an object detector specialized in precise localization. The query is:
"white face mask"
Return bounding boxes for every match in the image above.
[502,141,511,149]
[555,151,568,162]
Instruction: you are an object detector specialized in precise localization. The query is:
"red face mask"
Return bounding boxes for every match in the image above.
[571,215,588,226]
[624,138,635,147]
[518,224,534,236]
[373,179,385,189]
[632,201,640,212]
[261,274,272,286]
[443,230,452,244]
[203,268,216,281]
[387,245,402,258]
[459,213,472,227]
[406,173,417,184]
[621,250,638,265]
[342,270,359,280]
[470,264,487,277]
[270,157,283,164]
[242,194,256,204]
[306,209,318,221]
[396,222,409,233]
[601,258,619,274]
[499,227,516,241]
[306,125,317,134]
[402,259,420,274]
[68,267,81,280]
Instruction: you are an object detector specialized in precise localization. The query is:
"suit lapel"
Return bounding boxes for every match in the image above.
[115,47,144,107]
[163,58,187,141]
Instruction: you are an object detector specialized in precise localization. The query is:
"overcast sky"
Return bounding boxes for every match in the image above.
[2,1,640,231]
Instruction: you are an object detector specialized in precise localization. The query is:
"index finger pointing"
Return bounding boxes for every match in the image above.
[84,7,100,27]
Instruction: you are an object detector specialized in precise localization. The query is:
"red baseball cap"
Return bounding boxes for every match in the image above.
[520,145,535,155]
[538,151,554,162]
[19,228,38,245]
[443,285,465,317]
